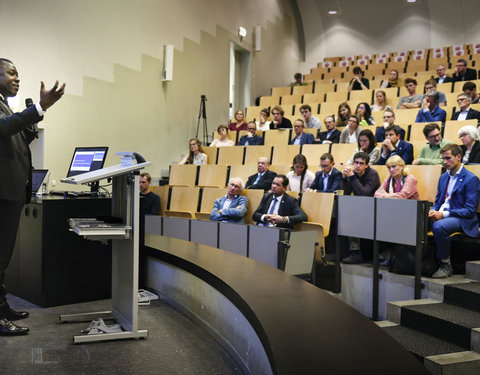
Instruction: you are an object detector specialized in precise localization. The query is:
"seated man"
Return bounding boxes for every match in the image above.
[210,177,248,223]
[245,157,277,191]
[415,91,446,123]
[435,65,452,84]
[253,175,307,229]
[290,118,314,145]
[424,79,447,105]
[412,123,452,165]
[140,173,160,215]
[341,152,381,264]
[300,104,321,129]
[377,125,414,165]
[307,153,342,193]
[463,81,480,104]
[374,109,406,142]
[396,78,423,109]
[429,144,480,278]
[270,105,292,129]
[318,115,341,144]
[452,59,477,82]
[452,93,480,125]
[237,121,264,146]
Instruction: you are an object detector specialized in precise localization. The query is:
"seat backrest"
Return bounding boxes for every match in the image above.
[292,85,313,96]
[271,86,292,97]
[259,96,280,107]
[199,187,228,214]
[149,185,169,215]
[245,106,263,121]
[244,145,272,165]
[269,164,291,176]
[369,165,389,186]
[444,120,478,144]
[409,122,437,142]
[203,146,218,164]
[217,146,245,165]
[281,94,303,106]
[349,89,374,103]
[169,164,198,186]
[330,143,357,166]
[271,145,301,165]
[300,191,335,237]
[264,129,292,146]
[169,186,200,213]
[464,165,480,212]
[325,91,348,103]
[318,101,344,118]
[314,82,336,95]
[229,164,258,184]
[241,189,265,224]
[407,165,442,203]
[301,144,331,167]
[303,93,324,104]
[394,108,421,127]
[197,164,228,188]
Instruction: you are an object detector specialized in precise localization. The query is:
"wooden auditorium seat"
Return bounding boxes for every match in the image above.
[369,165,389,185]
[244,145,272,165]
[164,186,200,218]
[281,94,303,106]
[259,96,280,107]
[264,129,291,146]
[408,122,440,142]
[203,146,218,164]
[271,86,292,97]
[269,164,291,176]
[195,187,228,220]
[197,164,228,188]
[314,82,335,95]
[271,145,301,166]
[217,146,245,165]
[443,120,478,144]
[241,188,265,225]
[349,89,374,103]
[292,85,314,96]
[229,164,258,184]
[245,106,263,121]
[407,165,442,203]
[169,164,198,186]
[394,108,420,128]
[301,144,331,166]
[149,185,169,216]
[325,91,348,103]
[303,93,324,104]
[330,143,357,166]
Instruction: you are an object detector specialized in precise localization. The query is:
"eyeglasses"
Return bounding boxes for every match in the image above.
[457,98,467,102]
[247,127,256,130]
[189,143,197,146]
[425,86,434,90]
[353,161,366,165]
[459,133,468,138]
[383,115,393,119]
[428,133,441,140]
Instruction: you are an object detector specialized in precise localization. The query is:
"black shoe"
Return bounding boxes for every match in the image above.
[0,318,29,336]
[4,306,29,321]
[342,252,363,264]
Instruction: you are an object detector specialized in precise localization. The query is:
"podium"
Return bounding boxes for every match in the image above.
[58,161,150,343]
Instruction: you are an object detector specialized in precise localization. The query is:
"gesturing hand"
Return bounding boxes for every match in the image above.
[39,81,66,110]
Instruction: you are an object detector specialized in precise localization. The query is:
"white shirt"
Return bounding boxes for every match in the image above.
[0,93,45,116]
[457,107,470,121]
[256,121,271,131]
[286,170,315,193]
[439,166,463,217]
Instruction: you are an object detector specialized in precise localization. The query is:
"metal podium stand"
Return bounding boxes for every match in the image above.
[59,161,150,343]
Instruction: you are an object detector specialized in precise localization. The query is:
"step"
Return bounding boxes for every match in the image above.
[401,303,480,349]
[387,299,441,324]
[466,261,480,282]
[444,282,480,312]
[424,351,480,375]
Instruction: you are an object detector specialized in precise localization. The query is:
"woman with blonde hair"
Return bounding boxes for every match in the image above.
[228,109,248,131]
[179,138,208,165]
[374,155,419,199]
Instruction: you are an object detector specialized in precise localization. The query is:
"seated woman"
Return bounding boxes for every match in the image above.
[348,67,370,91]
[374,155,419,200]
[459,125,480,164]
[340,115,363,144]
[355,102,375,126]
[228,109,248,131]
[286,154,315,193]
[210,125,234,147]
[256,108,271,131]
[380,70,403,88]
[179,138,208,165]
[371,90,392,112]
[347,129,380,165]
[336,102,352,127]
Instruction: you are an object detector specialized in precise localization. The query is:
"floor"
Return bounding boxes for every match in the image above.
[1,295,243,375]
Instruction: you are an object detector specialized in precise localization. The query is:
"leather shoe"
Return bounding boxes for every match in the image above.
[4,306,29,321]
[342,252,363,264]
[0,318,29,336]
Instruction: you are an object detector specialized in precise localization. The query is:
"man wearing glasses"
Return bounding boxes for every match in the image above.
[424,79,446,105]
[451,94,480,125]
[307,153,342,193]
[412,123,452,165]
[415,91,446,123]
[237,121,264,146]
[299,104,321,129]
[435,65,452,84]
[374,109,405,142]
[452,59,477,83]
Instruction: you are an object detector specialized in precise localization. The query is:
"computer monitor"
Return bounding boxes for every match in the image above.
[67,147,109,178]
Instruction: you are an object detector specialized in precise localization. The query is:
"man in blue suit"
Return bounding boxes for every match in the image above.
[377,125,413,165]
[429,143,480,278]
[210,177,248,223]
[307,153,342,193]
[415,91,446,123]
[237,121,264,146]
[290,119,314,145]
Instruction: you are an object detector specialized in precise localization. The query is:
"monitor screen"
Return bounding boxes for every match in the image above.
[67,147,109,177]
[31,169,49,193]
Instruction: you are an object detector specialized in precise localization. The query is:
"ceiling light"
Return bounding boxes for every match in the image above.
[328,10,338,15]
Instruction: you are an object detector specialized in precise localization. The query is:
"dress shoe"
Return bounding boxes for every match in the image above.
[0,318,29,336]
[431,263,453,279]
[342,251,363,264]
[4,306,29,321]
[379,250,394,267]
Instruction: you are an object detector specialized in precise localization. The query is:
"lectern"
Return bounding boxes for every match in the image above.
[59,159,150,343]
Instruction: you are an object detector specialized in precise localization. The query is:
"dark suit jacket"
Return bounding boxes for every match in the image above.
[461,141,480,164]
[374,126,405,143]
[432,167,480,237]
[309,168,342,192]
[452,68,477,82]
[290,132,314,145]
[0,100,41,203]
[377,139,414,165]
[451,108,480,125]
[435,76,452,84]
[246,170,277,191]
[252,192,307,229]
[237,134,264,146]
[318,129,341,144]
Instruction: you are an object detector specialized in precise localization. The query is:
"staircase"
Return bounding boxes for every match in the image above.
[378,261,480,374]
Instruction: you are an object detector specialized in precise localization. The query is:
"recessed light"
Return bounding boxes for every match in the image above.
[407,0,416,3]
[328,10,338,15]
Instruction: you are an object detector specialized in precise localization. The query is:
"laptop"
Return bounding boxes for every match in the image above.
[31,169,49,195]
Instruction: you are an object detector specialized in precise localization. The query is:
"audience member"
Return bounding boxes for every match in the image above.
[307,153,342,193]
[415,91,446,123]
[300,104,321,129]
[179,138,208,165]
[412,123,451,165]
[290,119,315,145]
[210,125,234,147]
[375,109,406,143]
[340,115,363,144]
[341,151,381,264]
[318,115,341,144]
[435,65,452,84]
[245,157,277,191]
[381,70,403,88]
[228,109,248,131]
[463,82,480,104]
[336,102,352,127]
[377,125,413,165]
[424,79,447,105]
[397,78,423,109]
[210,177,248,223]
[270,105,292,129]
[286,154,315,193]
[237,121,264,146]
[452,59,477,82]
[253,175,307,229]
[429,143,480,278]
[348,67,370,91]
[451,93,480,125]
[374,155,419,199]
[371,90,392,112]
[355,102,375,126]
[347,129,380,165]
[140,173,160,215]
[292,72,306,86]
[256,108,271,131]
[459,125,480,164]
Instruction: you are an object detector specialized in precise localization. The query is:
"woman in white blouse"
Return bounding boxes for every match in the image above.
[178,138,208,165]
[286,154,315,193]
[256,108,271,131]
[210,125,234,147]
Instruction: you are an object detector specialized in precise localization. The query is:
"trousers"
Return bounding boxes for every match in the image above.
[431,217,463,259]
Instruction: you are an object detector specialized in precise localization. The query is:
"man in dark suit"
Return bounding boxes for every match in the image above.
[429,144,480,278]
[377,125,414,165]
[290,119,314,145]
[269,105,292,129]
[374,110,406,143]
[245,157,277,191]
[0,58,65,335]
[452,59,477,83]
[237,121,264,146]
[307,153,342,193]
[253,174,307,229]
[434,65,452,84]
[451,93,480,125]
[318,115,340,144]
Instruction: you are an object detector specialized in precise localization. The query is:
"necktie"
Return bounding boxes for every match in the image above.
[254,173,262,185]
[268,198,278,214]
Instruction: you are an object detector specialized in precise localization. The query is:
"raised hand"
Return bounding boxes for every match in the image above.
[39,80,66,110]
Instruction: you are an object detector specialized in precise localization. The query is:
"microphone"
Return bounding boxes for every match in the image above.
[25,98,39,138]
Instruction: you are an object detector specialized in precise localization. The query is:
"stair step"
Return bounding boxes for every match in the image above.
[466,261,480,282]
[401,303,480,349]
[425,351,480,375]
[383,325,466,359]
[444,282,480,312]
